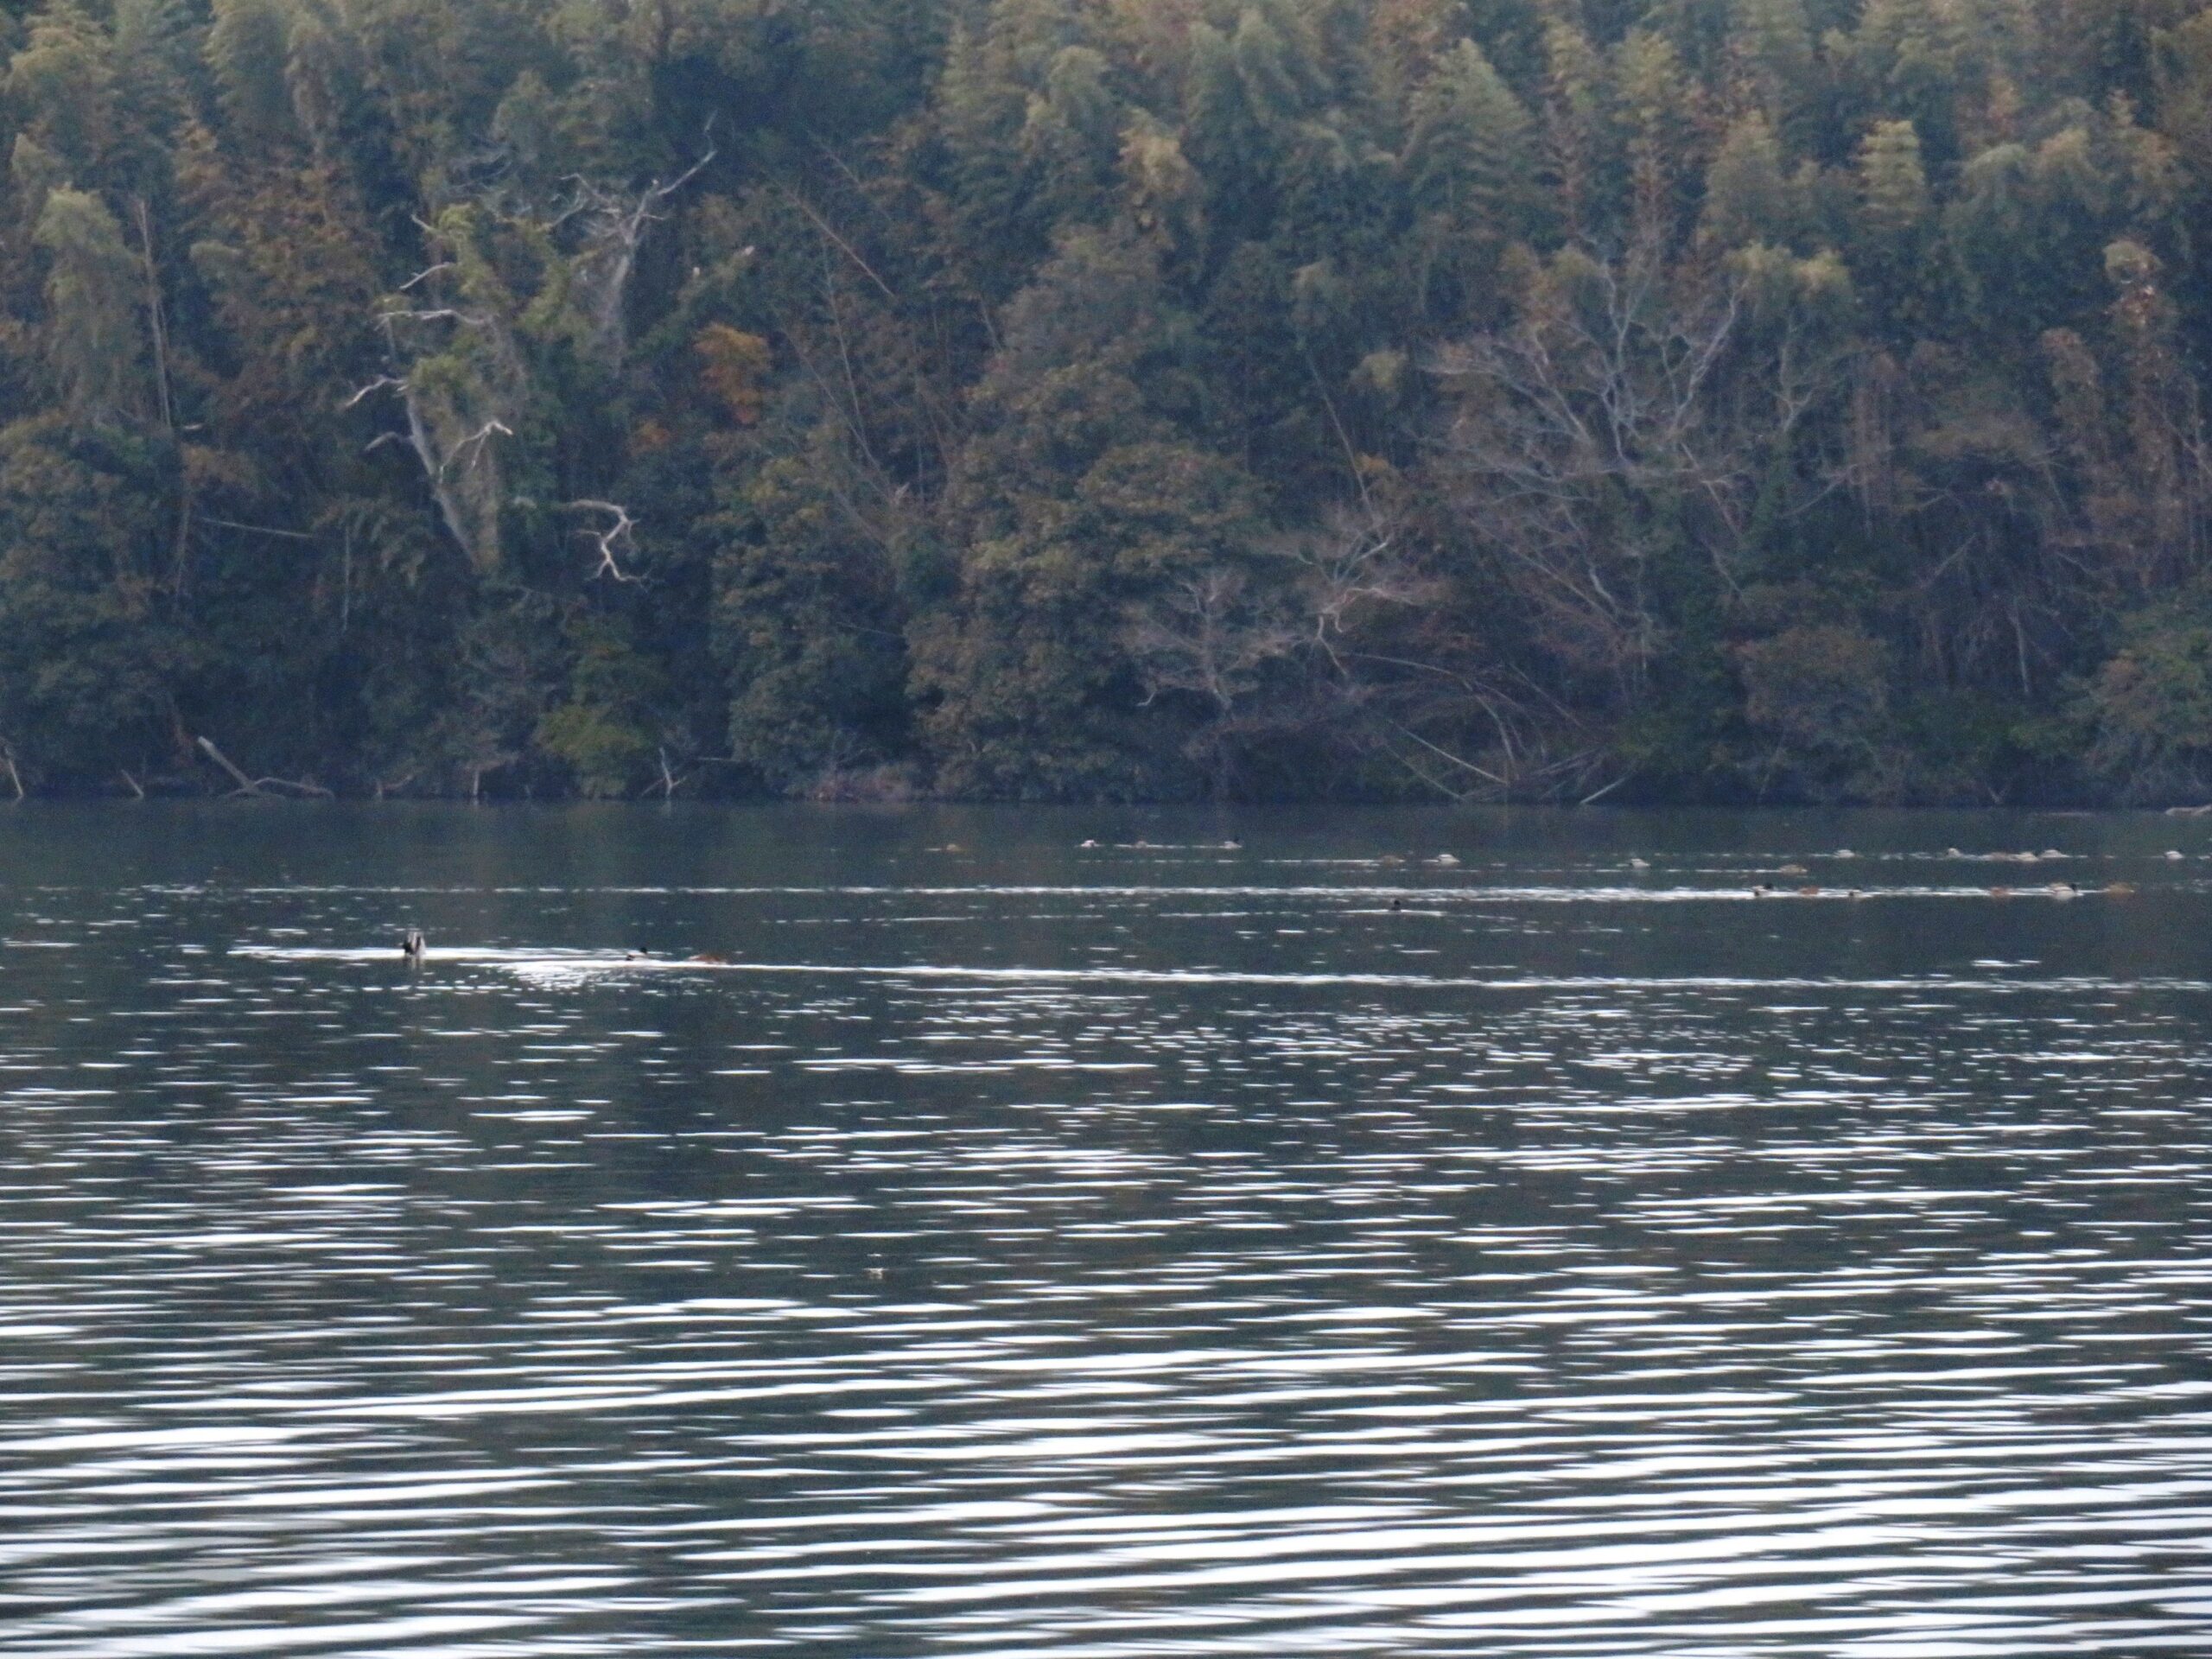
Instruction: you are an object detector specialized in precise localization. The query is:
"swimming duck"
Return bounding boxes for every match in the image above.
[2167,849,2187,861]
[1629,856,1651,870]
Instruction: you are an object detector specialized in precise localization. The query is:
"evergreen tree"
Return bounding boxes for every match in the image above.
[33,187,145,421]
[1700,110,1797,248]
[0,0,2210,803]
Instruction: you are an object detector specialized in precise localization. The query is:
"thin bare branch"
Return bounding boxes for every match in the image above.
[341,375,409,410]
[568,499,642,582]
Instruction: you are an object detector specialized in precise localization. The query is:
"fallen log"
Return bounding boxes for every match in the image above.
[196,735,260,794]
[195,736,334,798]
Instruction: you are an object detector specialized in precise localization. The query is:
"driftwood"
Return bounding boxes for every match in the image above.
[1,747,21,801]
[118,769,144,799]
[195,736,334,798]
[2165,804,2212,817]
[196,734,257,791]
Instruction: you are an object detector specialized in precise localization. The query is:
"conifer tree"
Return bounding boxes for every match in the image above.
[33,187,144,420]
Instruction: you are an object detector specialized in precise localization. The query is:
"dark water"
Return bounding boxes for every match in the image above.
[3,804,2210,1657]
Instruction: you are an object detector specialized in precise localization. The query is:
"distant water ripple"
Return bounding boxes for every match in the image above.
[2,816,2209,1656]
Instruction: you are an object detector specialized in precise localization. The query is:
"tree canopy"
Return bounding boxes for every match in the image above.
[7,0,2212,804]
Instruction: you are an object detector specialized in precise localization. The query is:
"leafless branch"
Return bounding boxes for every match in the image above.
[568,499,642,582]
[341,375,409,410]
[377,306,489,329]
[198,517,317,542]
[441,419,512,475]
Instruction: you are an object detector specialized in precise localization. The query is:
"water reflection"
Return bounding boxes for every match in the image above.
[0,805,2209,1656]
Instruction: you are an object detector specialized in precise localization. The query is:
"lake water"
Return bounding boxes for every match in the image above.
[2,804,2209,1657]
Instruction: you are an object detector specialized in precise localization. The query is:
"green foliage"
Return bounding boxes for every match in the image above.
[0,417,181,779]
[0,0,2209,802]
[712,437,910,794]
[1735,622,1893,798]
[32,186,143,418]
[2081,596,2212,800]
[536,614,669,798]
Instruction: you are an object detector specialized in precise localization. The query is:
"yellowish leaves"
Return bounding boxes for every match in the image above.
[695,323,771,425]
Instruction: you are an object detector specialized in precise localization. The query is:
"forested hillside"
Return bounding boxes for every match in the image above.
[5,0,2212,802]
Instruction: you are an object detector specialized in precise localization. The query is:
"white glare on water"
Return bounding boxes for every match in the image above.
[1,815,2209,1657]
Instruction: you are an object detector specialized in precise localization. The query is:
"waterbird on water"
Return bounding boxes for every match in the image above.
[402,929,425,960]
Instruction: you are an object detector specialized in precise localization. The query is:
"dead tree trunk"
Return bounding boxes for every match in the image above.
[196,735,261,794]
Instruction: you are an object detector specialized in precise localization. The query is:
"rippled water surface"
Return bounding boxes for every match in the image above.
[3,804,2211,1657]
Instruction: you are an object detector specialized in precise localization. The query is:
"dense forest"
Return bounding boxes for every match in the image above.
[7,0,2212,803]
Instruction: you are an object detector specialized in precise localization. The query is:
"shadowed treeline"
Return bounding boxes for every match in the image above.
[7,0,2212,804]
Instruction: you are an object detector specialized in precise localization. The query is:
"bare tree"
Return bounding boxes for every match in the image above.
[1283,506,1431,672]
[563,139,717,368]
[1429,251,1817,702]
[346,291,524,570]
[342,139,714,573]
[568,499,642,582]
[1122,567,1305,793]
[1128,569,1301,715]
